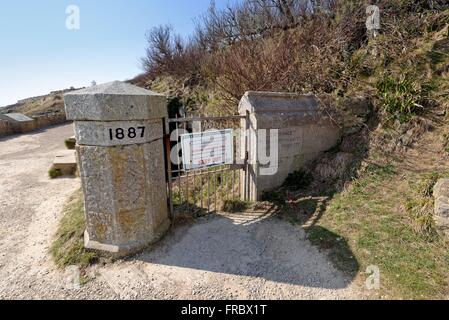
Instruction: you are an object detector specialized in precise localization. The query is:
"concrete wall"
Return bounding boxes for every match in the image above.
[34,113,68,128]
[0,112,68,137]
[239,91,341,201]
[0,120,14,136]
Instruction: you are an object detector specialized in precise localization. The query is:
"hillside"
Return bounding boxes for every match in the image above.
[0,88,81,117]
[130,1,449,299]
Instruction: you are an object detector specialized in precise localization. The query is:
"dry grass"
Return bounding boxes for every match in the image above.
[15,95,64,116]
[50,190,98,268]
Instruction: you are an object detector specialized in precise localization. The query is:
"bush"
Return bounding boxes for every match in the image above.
[48,168,62,179]
[376,75,424,123]
[64,138,76,150]
[141,0,367,102]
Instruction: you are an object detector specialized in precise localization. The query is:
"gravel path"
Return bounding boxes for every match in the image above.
[0,124,363,299]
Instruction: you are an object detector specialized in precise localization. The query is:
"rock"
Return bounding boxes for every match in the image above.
[434,215,449,237]
[434,196,449,218]
[433,179,449,199]
[433,179,449,237]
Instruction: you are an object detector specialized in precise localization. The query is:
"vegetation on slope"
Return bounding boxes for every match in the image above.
[0,88,80,117]
[305,142,449,299]
[51,0,449,298]
[132,0,449,299]
[135,1,449,116]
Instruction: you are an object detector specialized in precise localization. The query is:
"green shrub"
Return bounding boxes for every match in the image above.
[376,75,424,123]
[49,168,62,179]
[64,139,76,150]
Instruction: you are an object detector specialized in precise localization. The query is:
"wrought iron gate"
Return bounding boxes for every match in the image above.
[164,114,248,219]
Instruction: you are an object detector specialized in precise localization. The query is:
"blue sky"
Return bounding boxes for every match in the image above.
[0,0,228,107]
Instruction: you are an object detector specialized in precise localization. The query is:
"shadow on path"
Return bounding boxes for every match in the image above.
[134,211,358,289]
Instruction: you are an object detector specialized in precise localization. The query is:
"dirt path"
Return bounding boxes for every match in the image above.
[0,124,363,299]
[0,124,115,299]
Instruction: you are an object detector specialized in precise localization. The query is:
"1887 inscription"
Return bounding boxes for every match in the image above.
[108,126,145,141]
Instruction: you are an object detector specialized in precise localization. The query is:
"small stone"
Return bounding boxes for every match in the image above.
[433,179,449,199]
[433,180,449,238]
[435,197,449,218]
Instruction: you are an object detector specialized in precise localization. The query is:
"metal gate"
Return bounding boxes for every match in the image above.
[163,114,248,219]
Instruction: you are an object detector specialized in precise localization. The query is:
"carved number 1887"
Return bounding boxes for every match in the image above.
[109,127,145,141]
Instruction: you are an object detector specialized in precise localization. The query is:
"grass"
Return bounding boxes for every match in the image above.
[405,171,449,235]
[48,166,77,178]
[50,190,98,268]
[376,75,423,124]
[48,168,62,179]
[64,138,76,150]
[301,163,449,299]
[172,166,241,215]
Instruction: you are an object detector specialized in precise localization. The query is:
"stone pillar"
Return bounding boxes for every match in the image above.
[239,91,341,201]
[64,81,170,256]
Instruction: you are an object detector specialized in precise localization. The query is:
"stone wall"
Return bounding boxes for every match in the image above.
[0,112,68,137]
[0,120,13,136]
[239,91,341,201]
[34,112,68,128]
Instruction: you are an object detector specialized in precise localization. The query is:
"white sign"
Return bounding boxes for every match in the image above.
[180,129,233,170]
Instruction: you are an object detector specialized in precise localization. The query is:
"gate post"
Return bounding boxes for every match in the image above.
[64,81,170,256]
[238,91,341,202]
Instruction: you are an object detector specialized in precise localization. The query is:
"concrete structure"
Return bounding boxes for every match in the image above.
[64,81,170,256]
[0,113,36,134]
[52,150,77,175]
[0,120,14,136]
[0,112,68,137]
[239,91,341,201]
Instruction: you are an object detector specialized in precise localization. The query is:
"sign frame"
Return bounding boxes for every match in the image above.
[180,129,234,171]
